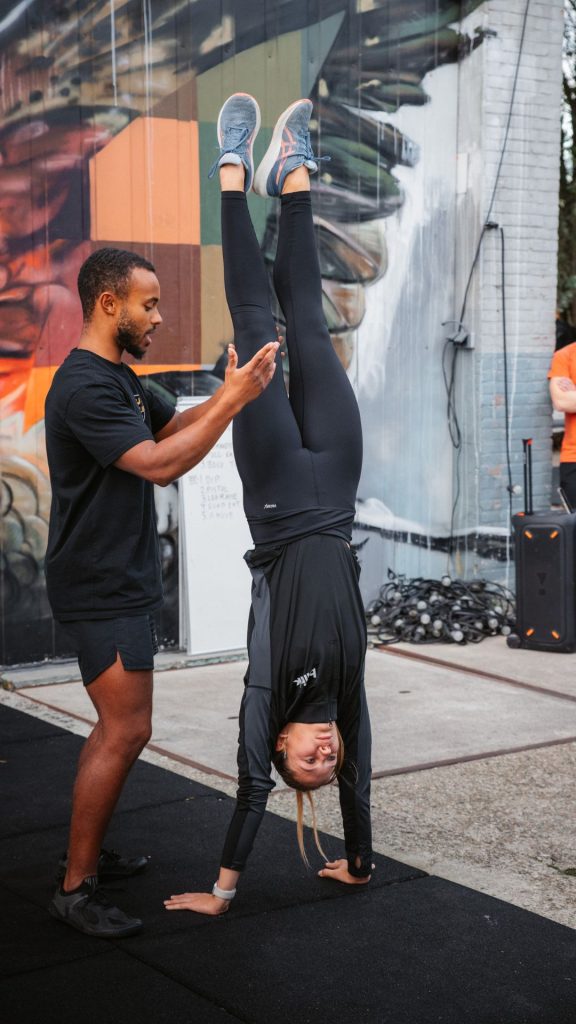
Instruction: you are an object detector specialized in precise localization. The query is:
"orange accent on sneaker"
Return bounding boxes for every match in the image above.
[275,128,297,186]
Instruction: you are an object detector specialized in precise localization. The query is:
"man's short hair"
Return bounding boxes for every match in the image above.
[78,248,156,322]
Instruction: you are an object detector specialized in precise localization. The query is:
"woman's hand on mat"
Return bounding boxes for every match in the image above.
[224,340,279,408]
[318,859,372,884]
[164,892,230,916]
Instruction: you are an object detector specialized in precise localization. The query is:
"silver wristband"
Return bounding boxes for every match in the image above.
[212,882,236,901]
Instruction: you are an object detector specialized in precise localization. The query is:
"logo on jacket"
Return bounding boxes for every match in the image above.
[133,394,146,419]
[292,667,317,688]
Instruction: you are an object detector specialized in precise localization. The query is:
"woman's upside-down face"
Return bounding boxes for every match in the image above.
[276,721,340,787]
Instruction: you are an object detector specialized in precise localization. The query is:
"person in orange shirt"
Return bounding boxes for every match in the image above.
[549,341,576,508]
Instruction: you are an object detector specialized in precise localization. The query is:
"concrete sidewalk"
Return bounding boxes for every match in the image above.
[2,636,575,929]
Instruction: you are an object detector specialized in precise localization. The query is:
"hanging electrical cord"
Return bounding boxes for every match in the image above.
[444,0,532,556]
[442,339,462,451]
[458,0,531,329]
[498,224,514,522]
[442,338,463,552]
[366,569,516,647]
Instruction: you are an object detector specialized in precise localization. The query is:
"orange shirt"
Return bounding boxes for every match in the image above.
[549,342,576,461]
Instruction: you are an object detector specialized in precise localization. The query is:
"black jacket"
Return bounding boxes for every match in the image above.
[220,533,373,877]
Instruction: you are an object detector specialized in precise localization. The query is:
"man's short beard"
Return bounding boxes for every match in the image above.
[116,312,145,360]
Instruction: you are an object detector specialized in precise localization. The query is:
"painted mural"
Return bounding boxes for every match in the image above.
[0,0,485,664]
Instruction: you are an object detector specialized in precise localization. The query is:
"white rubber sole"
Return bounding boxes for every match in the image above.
[252,98,313,197]
[217,93,261,191]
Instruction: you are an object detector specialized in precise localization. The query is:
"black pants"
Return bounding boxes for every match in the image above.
[560,463,576,509]
[221,191,363,545]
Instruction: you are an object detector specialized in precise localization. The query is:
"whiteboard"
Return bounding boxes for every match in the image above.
[177,397,253,656]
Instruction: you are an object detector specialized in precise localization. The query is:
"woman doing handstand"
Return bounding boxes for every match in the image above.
[165,94,372,915]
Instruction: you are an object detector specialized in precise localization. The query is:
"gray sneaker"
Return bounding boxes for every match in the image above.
[49,876,143,938]
[252,99,321,197]
[207,92,261,192]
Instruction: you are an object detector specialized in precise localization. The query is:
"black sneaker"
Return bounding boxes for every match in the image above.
[56,847,150,883]
[49,876,143,938]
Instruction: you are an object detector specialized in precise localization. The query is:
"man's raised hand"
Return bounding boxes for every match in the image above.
[224,340,279,410]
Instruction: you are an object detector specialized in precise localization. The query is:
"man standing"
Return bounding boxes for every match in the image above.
[45,247,278,937]
[549,340,576,509]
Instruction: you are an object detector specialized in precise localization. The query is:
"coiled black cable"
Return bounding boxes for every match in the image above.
[366,569,516,646]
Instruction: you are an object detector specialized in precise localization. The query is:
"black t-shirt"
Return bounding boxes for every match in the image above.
[45,349,174,621]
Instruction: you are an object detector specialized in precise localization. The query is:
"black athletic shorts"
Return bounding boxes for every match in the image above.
[61,615,159,686]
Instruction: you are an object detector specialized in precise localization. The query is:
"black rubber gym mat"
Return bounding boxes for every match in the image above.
[0,949,246,1024]
[129,878,576,1024]
[0,715,216,839]
[0,885,108,977]
[0,780,422,934]
[1,701,574,1024]
[0,703,65,744]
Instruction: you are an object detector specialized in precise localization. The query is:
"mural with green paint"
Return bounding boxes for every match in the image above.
[0,0,484,664]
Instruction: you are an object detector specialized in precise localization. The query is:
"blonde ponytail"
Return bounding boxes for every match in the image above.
[294,790,329,866]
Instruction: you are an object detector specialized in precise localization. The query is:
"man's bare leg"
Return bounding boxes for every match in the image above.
[63,655,153,891]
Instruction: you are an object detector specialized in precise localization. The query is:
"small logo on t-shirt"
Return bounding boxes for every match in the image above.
[133,394,146,419]
[264,503,277,509]
[292,667,317,688]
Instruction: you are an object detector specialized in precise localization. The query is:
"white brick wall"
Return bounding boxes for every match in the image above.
[454,0,563,572]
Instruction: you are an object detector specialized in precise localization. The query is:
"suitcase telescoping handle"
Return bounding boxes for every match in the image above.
[522,438,533,516]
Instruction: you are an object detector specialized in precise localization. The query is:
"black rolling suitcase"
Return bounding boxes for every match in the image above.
[508,439,576,652]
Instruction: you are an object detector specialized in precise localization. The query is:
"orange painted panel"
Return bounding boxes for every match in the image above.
[89,119,200,246]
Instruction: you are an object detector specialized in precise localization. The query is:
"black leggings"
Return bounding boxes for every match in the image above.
[222,190,363,545]
[560,463,576,509]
